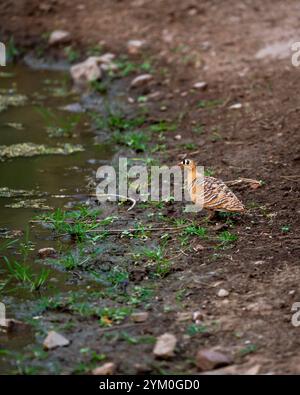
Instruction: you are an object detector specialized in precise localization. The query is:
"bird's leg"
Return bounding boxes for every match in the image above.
[206,209,216,222]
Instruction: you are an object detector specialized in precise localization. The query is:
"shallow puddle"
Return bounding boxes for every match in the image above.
[0,63,125,372]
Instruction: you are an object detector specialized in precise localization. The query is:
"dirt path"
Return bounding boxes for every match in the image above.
[1,0,300,374]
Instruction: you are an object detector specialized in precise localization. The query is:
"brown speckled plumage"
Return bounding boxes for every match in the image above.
[179,159,245,213]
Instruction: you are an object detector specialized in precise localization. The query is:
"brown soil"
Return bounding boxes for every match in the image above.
[1,0,300,374]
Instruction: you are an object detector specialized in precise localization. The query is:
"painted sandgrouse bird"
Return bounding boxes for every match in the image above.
[179,159,245,218]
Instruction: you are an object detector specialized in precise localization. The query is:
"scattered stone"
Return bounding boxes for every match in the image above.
[174,134,182,141]
[130,74,153,88]
[153,333,177,359]
[253,260,265,265]
[193,81,207,90]
[48,30,71,46]
[193,311,204,322]
[217,288,229,298]
[60,103,85,113]
[244,364,261,375]
[70,54,116,85]
[146,91,162,100]
[246,299,272,314]
[127,39,146,55]
[38,247,57,259]
[176,312,192,322]
[92,362,116,375]
[71,57,103,84]
[43,331,70,350]
[196,349,233,371]
[193,243,204,252]
[229,103,242,109]
[0,319,30,334]
[131,312,149,323]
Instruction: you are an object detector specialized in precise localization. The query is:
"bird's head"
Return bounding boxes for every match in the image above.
[178,158,196,170]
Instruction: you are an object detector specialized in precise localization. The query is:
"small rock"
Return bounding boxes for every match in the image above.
[48,30,71,46]
[130,74,153,89]
[71,57,103,84]
[174,134,182,141]
[92,362,116,375]
[229,103,242,109]
[60,103,85,113]
[153,333,177,359]
[131,312,149,323]
[70,54,116,85]
[244,364,261,375]
[217,289,229,298]
[97,53,115,64]
[196,349,233,371]
[176,312,192,322]
[38,247,57,259]
[127,39,146,55]
[193,243,204,252]
[193,81,207,90]
[193,311,204,322]
[43,331,70,350]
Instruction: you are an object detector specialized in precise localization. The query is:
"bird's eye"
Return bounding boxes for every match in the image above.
[185,159,190,165]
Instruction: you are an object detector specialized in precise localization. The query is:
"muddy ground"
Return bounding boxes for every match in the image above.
[0,0,300,374]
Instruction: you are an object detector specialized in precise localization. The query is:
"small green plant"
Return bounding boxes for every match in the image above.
[149,121,177,133]
[114,56,137,77]
[113,131,149,152]
[87,44,103,56]
[281,225,290,233]
[4,257,50,292]
[37,206,102,241]
[140,244,171,277]
[64,46,80,63]
[238,344,257,357]
[111,56,153,77]
[197,99,223,109]
[91,111,145,131]
[210,131,223,142]
[183,143,197,150]
[186,323,208,336]
[58,252,89,270]
[192,125,204,134]
[6,37,20,62]
[218,231,238,245]
[36,107,81,138]
[99,306,132,327]
[184,224,207,238]
[204,168,215,177]
[90,80,108,94]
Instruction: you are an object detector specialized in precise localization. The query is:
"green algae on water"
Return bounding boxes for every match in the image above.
[0,93,27,113]
[5,198,52,210]
[0,142,84,160]
[0,187,42,198]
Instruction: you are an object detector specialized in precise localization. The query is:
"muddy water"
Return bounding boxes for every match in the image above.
[0,63,125,372]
